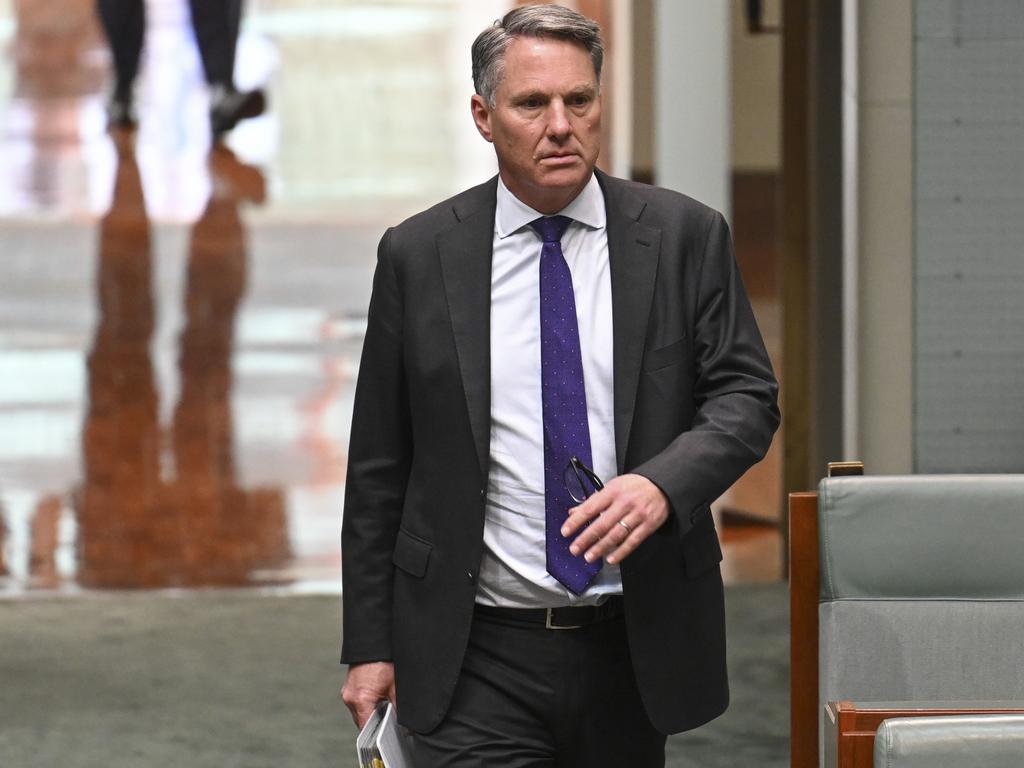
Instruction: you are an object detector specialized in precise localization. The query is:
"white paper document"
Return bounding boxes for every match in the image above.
[354,701,414,768]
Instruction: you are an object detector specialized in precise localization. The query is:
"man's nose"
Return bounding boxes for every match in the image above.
[546,101,572,140]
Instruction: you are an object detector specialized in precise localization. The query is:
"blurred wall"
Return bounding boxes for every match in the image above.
[848,0,915,474]
[653,0,730,217]
[731,0,781,172]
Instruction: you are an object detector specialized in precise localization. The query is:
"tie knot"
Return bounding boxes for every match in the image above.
[530,215,572,244]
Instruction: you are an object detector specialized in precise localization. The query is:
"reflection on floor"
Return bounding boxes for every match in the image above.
[75,132,292,589]
[0,0,782,596]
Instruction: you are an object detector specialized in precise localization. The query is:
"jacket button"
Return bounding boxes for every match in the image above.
[466,571,476,585]
[479,488,486,500]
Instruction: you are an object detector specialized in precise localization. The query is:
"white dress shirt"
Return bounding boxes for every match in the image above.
[476,174,623,608]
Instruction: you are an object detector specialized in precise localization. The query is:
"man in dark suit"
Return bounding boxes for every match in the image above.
[340,5,779,766]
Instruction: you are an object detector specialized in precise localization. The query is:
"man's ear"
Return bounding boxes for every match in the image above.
[470,94,494,143]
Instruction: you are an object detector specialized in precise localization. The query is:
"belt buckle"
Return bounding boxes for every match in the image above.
[545,608,582,630]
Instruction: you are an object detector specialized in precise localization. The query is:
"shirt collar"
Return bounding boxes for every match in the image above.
[495,173,606,239]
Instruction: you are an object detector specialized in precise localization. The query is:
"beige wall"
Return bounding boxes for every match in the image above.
[630,0,654,178]
[851,0,914,473]
[730,0,781,172]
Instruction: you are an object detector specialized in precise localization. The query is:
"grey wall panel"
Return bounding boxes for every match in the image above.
[917,200,1024,274]
[914,430,1024,473]
[915,0,956,39]
[917,41,1024,122]
[914,1,1024,472]
[917,0,1024,40]
[916,122,1024,199]
[916,278,1024,338]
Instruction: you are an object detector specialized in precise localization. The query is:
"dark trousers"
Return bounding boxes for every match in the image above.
[96,0,243,90]
[409,610,667,768]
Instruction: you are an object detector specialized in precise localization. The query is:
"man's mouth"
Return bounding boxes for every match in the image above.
[539,153,578,164]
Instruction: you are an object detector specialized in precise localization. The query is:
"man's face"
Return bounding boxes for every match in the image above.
[471,36,601,214]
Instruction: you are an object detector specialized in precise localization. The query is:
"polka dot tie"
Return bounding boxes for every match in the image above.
[530,215,601,595]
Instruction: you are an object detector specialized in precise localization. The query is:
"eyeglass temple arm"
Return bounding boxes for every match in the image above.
[570,456,604,492]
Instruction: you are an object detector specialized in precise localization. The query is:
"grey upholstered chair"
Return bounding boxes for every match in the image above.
[874,714,1024,768]
[816,474,1024,767]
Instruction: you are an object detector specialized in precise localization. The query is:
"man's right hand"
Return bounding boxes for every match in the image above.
[340,661,396,728]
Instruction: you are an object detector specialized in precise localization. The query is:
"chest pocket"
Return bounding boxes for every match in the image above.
[642,336,687,372]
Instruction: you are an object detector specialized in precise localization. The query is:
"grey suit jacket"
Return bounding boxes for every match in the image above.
[341,170,780,734]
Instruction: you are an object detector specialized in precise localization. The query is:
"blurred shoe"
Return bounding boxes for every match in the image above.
[209,83,266,138]
[106,87,137,129]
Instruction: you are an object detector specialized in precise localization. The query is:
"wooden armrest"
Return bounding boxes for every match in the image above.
[824,701,1024,768]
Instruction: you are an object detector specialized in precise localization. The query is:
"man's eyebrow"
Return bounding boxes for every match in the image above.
[509,84,596,102]
[509,90,547,103]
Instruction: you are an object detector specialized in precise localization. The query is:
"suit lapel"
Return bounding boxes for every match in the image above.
[437,179,498,480]
[598,171,661,473]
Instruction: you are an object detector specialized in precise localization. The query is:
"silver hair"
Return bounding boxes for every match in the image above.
[471,4,604,108]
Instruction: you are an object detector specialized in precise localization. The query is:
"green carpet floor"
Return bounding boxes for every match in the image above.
[0,584,787,767]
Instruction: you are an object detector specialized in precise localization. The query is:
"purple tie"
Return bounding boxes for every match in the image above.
[531,216,601,595]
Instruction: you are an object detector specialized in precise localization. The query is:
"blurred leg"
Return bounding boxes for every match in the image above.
[96,0,144,103]
[187,0,264,138]
[187,0,242,87]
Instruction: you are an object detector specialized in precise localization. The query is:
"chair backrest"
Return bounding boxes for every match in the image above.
[817,475,1024,766]
[874,714,1024,768]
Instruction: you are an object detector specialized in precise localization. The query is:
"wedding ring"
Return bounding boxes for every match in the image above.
[618,520,633,534]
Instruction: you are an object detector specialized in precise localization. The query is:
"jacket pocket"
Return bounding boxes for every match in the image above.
[642,336,687,372]
[392,527,432,578]
[681,506,723,579]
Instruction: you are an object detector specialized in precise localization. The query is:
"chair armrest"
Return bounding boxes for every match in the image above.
[826,701,1024,768]
[874,714,1024,768]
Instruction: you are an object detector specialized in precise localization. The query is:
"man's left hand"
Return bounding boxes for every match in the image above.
[562,473,670,565]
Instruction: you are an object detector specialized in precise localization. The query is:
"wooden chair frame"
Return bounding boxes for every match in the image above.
[789,489,820,768]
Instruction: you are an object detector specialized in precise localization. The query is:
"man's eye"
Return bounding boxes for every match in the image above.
[521,99,542,109]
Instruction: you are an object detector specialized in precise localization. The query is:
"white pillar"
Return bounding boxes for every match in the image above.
[653,0,731,219]
[609,0,633,180]
[851,0,914,473]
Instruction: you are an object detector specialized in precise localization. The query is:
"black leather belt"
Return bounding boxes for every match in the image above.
[474,596,624,630]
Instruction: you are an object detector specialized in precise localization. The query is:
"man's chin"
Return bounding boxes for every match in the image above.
[536,166,592,192]
[502,167,594,212]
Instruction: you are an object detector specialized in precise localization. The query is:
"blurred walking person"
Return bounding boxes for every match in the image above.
[96,0,265,136]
